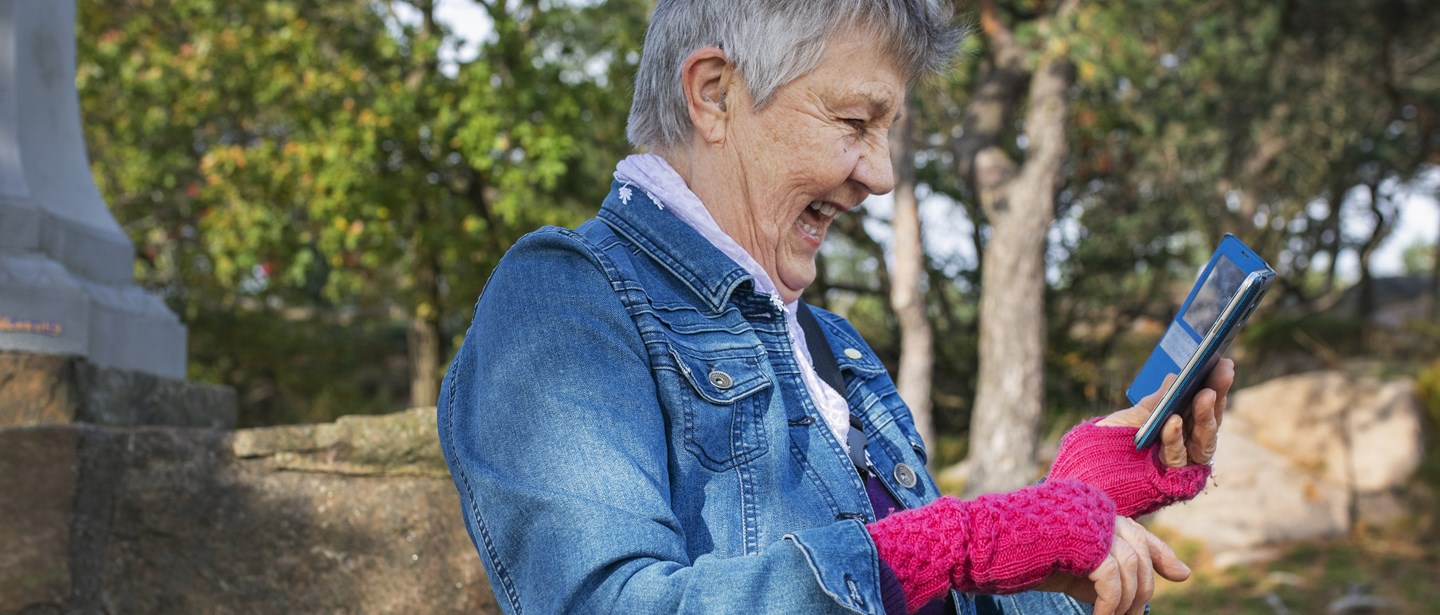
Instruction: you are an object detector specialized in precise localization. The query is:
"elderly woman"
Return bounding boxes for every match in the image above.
[438,2,1230,614]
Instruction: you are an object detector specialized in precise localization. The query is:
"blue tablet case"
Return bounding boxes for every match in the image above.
[1127,235,1275,409]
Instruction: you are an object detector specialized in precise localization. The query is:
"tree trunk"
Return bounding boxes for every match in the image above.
[1355,181,1394,324]
[965,48,1077,497]
[405,1,443,409]
[408,309,441,408]
[408,229,442,408]
[1320,180,1347,298]
[887,103,936,458]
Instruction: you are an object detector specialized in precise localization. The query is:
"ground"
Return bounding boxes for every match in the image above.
[1152,522,1440,614]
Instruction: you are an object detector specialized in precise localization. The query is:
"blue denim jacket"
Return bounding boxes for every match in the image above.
[438,183,1089,615]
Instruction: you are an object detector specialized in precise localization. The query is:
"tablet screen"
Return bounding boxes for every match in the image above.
[1182,255,1247,337]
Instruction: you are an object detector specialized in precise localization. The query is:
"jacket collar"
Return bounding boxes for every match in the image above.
[596,181,755,313]
[595,180,889,377]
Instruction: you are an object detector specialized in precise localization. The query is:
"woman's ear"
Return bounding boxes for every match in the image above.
[679,47,733,145]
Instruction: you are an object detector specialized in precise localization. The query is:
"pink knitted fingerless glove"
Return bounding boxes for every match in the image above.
[867,478,1115,613]
[1048,418,1212,518]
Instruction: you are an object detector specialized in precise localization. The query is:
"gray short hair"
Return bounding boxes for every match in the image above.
[626,0,964,150]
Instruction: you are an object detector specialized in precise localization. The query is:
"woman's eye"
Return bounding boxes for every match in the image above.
[842,118,870,136]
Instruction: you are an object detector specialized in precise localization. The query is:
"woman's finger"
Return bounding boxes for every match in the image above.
[1111,536,1139,615]
[1089,557,1120,615]
[1204,358,1235,428]
[1100,373,1179,428]
[1143,525,1192,583]
[1130,537,1155,615]
[1211,358,1234,428]
[1187,388,1219,465]
[1161,414,1187,468]
[1116,518,1156,615]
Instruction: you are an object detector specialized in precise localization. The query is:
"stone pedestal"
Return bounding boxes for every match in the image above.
[0,0,185,379]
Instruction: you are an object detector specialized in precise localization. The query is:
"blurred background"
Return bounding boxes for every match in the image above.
[74,0,1439,612]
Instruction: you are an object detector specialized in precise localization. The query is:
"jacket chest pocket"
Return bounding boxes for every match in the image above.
[658,344,773,471]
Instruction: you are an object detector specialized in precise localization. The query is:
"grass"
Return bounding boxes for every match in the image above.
[1151,523,1440,614]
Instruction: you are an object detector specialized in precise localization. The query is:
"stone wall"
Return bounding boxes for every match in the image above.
[0,409,499,615]
[0,352,235,429]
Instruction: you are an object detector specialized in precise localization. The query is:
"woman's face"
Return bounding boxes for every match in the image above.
[709,34,904,302]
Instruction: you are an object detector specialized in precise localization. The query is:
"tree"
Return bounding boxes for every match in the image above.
[888,100,937,456]
[1025,0,1440,416]
[956,0,1081,495]
[80,0,648,421]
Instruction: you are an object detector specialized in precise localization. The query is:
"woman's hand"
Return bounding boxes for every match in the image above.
[1098,358,1235,467]
[1037,516,1191,615]
[869,480,1119,612]
[1047,362,1225,517]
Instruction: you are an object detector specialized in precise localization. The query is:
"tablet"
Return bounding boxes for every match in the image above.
[1127,234,1275,450]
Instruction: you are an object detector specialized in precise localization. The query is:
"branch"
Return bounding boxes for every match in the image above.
[954,0,1030,188]
[833,214,894,300]
[977,0,1016,50]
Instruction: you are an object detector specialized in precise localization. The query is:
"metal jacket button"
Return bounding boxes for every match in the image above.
[843,348,863,360]
[893,463,918,489]
[707,370,733,390]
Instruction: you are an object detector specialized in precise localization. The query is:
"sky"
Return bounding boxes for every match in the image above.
[1338,168,1440,278]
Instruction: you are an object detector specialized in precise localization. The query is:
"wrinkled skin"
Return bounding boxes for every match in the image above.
[664,31,902,302]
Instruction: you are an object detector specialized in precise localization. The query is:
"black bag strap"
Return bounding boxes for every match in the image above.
[796,302,845,392]
[796,302,869,473]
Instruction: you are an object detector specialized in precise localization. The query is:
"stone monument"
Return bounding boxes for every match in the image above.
[0,0,185,378]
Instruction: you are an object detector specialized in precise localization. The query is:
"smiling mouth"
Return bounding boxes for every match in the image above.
[798,201,843,243]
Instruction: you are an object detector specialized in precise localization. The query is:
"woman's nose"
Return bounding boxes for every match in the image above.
[854,139,896,196]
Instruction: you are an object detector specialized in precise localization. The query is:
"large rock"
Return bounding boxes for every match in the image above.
[1237,370,1423,492]
[1150,370,1425,567]
[231,407,447,476]
[0,409,498,615]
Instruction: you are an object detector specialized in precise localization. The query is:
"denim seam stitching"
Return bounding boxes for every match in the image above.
[789,439,844,516]
[442,370,524,615]
[782,523,873,615]
[598,209,749,313]
[587,220,776,473]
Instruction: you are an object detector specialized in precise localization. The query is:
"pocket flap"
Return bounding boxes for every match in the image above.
[669,346,772,404]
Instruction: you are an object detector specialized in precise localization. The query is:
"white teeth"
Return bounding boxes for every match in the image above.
[799,221,821,236]
[807,201,840,218]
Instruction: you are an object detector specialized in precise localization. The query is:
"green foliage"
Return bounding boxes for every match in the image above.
[79,0,1438,428]
[1026,0,1436,425]
[80,0,648,423]
[1418,359,1440,488]
[187,307,409,426]
[1420,360,1440,426]
[1244,314,1367,360]
[1402,241,1437,275]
